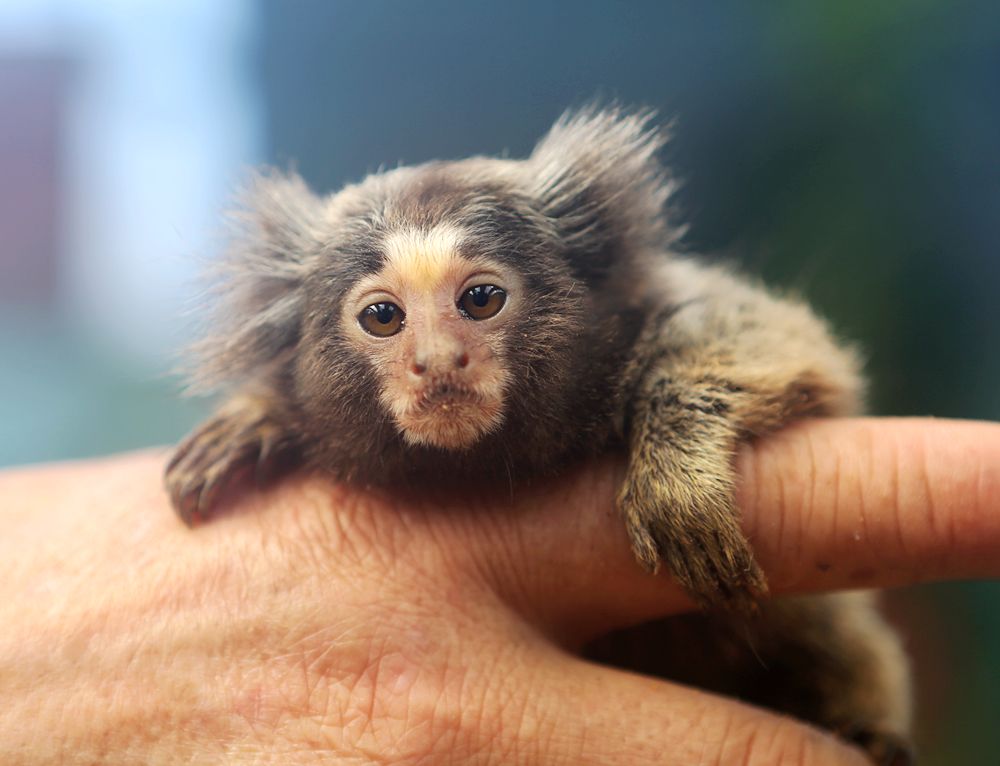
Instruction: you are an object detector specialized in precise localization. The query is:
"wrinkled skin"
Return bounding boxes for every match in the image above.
[3,418,1000,765]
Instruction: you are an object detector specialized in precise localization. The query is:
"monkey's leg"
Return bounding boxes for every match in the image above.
[620,261,864,609]
[618,358,853,609]
[586,593,913,765]
[748,593,914,766]
[165,391,298,525]
[729,592,914,765]
[618,372,768,611]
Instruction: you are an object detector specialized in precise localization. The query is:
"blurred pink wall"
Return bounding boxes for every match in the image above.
[0,56,71,305]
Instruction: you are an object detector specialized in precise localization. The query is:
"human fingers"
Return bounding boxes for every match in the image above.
[469,647,871,766]
[6,455,848,766]
[739,417,1000,591]
[469,418,1000,640]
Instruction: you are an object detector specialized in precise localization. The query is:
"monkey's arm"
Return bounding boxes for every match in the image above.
[619,258,862,610]
[166,389,299,525]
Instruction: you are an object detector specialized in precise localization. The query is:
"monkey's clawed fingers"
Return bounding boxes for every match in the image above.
[166,419,254,525]
[617,475,768,613]
[165,398,291,525]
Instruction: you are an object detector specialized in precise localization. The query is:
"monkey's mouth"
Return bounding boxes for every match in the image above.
[395,381,504,450]
[413,382,480,413]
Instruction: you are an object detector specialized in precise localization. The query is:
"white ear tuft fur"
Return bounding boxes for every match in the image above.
[528,105,681,260]
[184,170,323,393]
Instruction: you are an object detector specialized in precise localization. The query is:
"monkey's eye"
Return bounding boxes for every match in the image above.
[459,285,506,320]
[359,302,404,337]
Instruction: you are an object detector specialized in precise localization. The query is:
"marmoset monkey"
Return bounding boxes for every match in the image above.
[166,107,913,764]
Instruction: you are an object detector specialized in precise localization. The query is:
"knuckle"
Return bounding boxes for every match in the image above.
[253,620,485,763]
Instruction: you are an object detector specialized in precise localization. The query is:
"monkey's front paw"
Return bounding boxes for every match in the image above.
[165,399,290,525]
[617,478,767,612]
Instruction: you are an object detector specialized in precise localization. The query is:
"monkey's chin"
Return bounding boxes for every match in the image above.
[395,399,504,451]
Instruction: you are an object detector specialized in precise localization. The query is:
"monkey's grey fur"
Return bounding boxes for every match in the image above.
[167,107,913,764]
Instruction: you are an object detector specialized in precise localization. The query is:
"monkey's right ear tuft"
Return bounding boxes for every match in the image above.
[182,170,324,393]
[527,105,681,272]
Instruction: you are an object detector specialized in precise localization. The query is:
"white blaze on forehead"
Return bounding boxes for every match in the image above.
[381,225,467,292]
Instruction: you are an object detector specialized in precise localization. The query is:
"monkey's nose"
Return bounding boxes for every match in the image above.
[410,351,469,377]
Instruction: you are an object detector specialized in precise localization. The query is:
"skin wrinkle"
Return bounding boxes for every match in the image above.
[453,654,495,763]
[704,703,736,766]
[318,552,532,760]
[325,488,470,592]
[716,419,1000,608]
[524,669,566,766]
[686,693,733,766]
[856,423,872,552]
[971,446,989,551]
[377,495,454,576]
[775,437,787,565]
[231,668,266,742]
[5,422,1000,763]
[795,732,810,766]
[915,429,939,557]
[475,517,535,632]
[760,420,1000,590]
[360,638,387,742]
[830,433,842,566]
[803,424,817,574]
[318,632,450,763]
[489,658,537,764]
[269,481,377,576]
[308,638,356,729]
[752,721,787,766]
[733,719,756,766]
[424,659,476,764]
[247,611,412,744]
[886,427,903,566]
[572,703,596,765]
[925,432,968,575]
[943,448,959,554]
[481,469,587,626]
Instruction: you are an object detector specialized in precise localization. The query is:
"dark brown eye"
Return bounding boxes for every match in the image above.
[359,302,404,337]
[459,285,506,320]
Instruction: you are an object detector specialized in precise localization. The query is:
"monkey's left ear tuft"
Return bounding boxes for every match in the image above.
[182,170,325,393]
[528,105,682,268]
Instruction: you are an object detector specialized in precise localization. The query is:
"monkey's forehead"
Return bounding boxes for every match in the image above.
[324,160,552,275]
[374,160,538,229]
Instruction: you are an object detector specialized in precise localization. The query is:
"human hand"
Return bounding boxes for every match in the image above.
[1,418,997,764]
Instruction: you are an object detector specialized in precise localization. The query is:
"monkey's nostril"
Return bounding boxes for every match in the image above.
[411,361,427,376]
[456,352,470,369]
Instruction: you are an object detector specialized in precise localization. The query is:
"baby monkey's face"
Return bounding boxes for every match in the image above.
[341,224,521,450]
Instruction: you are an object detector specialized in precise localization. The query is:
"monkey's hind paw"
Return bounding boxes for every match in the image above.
[843,726,915,766]
[618,482,768,613]
[165,398,292,526]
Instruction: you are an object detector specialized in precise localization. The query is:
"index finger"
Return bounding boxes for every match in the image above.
[479,418,1000,639]
[741,417,1000,592]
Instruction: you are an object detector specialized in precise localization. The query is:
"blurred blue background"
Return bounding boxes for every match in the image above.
[0,1,997,762]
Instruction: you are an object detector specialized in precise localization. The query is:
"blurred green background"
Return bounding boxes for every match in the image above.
[1,1,997,762]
